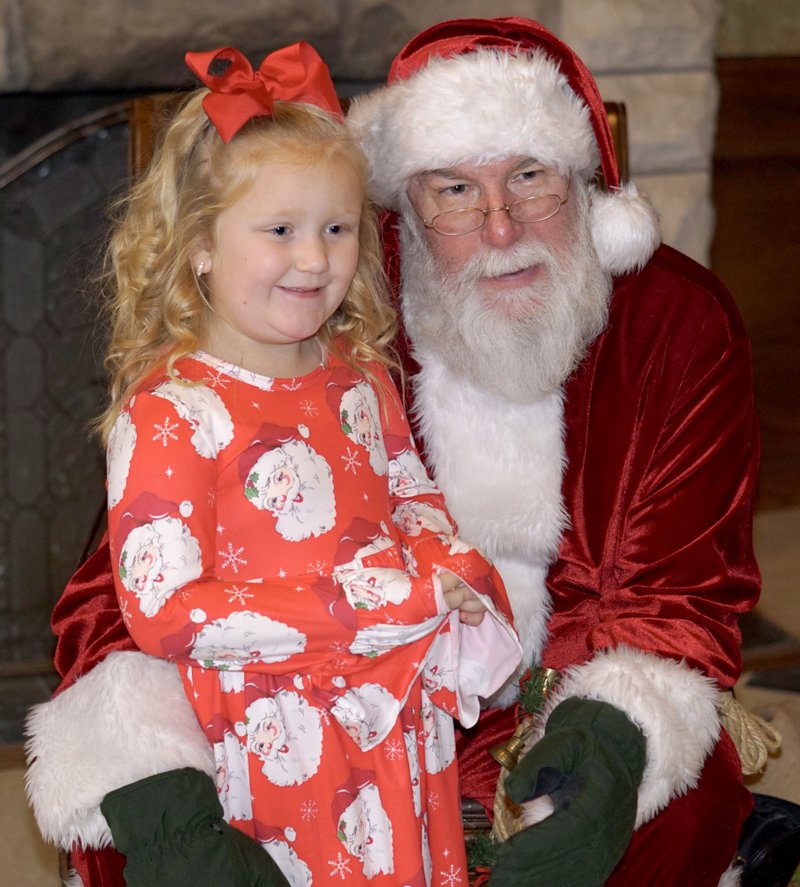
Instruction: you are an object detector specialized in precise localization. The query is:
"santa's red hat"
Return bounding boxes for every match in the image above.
[238,422,308,486]
[331,768,375,825]
[348,16,660,275]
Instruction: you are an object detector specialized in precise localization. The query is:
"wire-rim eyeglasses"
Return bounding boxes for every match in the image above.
[411,183,570,236]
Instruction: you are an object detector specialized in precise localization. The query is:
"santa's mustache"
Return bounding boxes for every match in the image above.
[450,240,559,284]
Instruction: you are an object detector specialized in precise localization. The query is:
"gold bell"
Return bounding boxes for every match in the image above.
[489,724,532,771]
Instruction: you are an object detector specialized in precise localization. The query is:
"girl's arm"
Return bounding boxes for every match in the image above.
[108,390,353,673]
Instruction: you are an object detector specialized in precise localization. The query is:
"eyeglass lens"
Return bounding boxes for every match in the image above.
[431,193,564,235]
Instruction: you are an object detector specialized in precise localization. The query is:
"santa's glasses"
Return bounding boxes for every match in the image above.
[411,180,570,236]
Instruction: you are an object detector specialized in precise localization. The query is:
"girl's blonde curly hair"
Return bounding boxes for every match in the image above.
[96,91,396,444]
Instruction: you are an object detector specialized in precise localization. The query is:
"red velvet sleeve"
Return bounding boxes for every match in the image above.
[547,247,761,687]
[51,533,135,695]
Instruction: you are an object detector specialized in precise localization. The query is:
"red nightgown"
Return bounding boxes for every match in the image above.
[106,350,521,886]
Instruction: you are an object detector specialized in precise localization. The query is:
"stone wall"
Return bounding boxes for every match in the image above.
[0,0,726,265]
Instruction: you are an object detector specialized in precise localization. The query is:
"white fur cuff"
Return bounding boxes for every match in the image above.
[25,651,214,849]
[529,646,721,826]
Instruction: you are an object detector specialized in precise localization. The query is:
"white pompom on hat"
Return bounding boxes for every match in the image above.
[348,16,661,275]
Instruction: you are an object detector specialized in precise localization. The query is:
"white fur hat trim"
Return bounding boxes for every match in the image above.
[349,46,662,276]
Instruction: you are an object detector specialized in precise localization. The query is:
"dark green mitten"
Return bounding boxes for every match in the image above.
[489,697,646,887]
[100,767,289,887]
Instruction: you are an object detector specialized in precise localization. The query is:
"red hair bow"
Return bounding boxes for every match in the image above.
[185,42,342,143]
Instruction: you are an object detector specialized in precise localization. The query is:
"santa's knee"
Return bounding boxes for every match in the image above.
[607,735,752,887]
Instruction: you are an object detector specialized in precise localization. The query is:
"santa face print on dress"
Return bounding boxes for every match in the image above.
[420,692,456,775]
[242,429,336,541]
[391,501,453,537]
[242,691,323,786]
[338,381,388,475]
[188,610,307,669]
[333,774,394,878]
[214,730,252,822]
[193,153,362,378]
[151,380,235,459]
[388,447,439,499]
[118,509,202,617]
[107,411,136,509]
[330,682,400,751]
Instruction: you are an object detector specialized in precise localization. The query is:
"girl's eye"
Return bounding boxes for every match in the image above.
[268,225,290,236]
[326,223,353,236]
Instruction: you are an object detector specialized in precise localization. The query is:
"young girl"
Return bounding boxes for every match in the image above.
[99,42,521,886]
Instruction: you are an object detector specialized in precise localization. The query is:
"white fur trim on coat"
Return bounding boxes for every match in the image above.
[25,650,213,850]
[523,645,721,828]
[411,351,568,706]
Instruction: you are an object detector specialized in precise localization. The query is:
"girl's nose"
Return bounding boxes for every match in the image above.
[295,236,329,274]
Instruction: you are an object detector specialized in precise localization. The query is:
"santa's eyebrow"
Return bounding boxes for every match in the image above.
[416,168,467,185]
[508,156,542,172]
[424,168,464,179]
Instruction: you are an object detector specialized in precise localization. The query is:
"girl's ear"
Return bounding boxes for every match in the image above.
[191,242,213,276]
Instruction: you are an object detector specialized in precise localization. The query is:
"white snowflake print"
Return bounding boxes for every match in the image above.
[119,598,131,625]
[384,738,404,761]
[152,417,179,447]
[299,399,318,417]
[440,864,464,886]
[307,559,328,575]
[329,641,349,669]
[281,379,303,392]
[165,466,174,479]
[208,489,216,506]
[219,543,247,573]
[278,568,287,578]
[429,791,441,811]
[226,585,253,605]
[329,853,352,879]
[204,368,230,390]
[341,447,362,474]
[299,799,318,822]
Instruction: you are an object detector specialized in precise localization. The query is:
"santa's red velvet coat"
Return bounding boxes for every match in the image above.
[26,244,759,886]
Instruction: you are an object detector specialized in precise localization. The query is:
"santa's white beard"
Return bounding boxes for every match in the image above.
[399,192,612,402]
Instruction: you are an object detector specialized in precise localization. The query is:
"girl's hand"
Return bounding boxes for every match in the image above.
[440,573,488,626]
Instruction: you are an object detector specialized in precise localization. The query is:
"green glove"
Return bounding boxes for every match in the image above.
[489,697,646,887]
[100,767,289,887]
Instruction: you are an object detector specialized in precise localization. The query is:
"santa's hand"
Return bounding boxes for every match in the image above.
[489,697,646,887]
[101,768,289,886]
[441,575,487,625]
